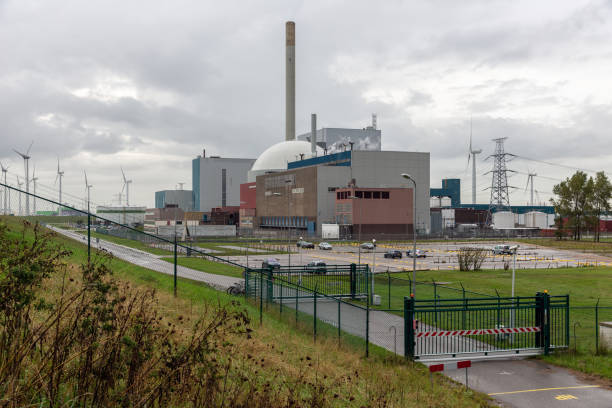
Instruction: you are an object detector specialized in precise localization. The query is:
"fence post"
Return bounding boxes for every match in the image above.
[337,298,341,344]
[267,267,273,305]
[404,295,415,359]
[387,270,391,309]
[295,284,298,326]
[595,298,600,353]
[259,270,263,326]
[544,291,551,355]
[350,263,356,299]
[565,294,570,349]
[314,284,318,343]
[366,287,370,358]
[173,235,177,297]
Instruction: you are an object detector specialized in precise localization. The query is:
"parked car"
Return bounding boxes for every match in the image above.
[360,242,375,250]
[406,249,426,258]
[306,261,327,274]
[318,242,333,250]
[492,245,513,255]
[384,250,403,259]
[262,258,281,271]
[297,240,315,249]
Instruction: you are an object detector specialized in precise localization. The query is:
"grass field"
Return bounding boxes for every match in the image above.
[160,256,244,278]
[517,238,612,258]
[0,216,494,407]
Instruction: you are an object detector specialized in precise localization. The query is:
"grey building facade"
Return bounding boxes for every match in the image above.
[192,154,255,212]
[154,189,194,211]
[257,150,430,235]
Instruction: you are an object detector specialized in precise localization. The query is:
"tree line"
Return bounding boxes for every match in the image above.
[551,171,611,241]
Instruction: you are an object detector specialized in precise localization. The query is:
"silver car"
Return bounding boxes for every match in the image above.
[318,242,333,250]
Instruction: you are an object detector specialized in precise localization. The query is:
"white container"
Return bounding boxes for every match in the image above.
[372,294,381,306]
[525,211,549,229]
[600,321,612,349]
[322,223,340,239]
[493,211,515,229]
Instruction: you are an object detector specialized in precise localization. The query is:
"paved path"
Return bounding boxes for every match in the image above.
[48,226,241,290]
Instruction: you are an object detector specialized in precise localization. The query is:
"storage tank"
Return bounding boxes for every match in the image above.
[525,211,548,229]
[492,211,515,229]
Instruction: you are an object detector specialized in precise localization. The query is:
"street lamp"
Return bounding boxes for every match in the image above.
[510,244,519,343]
[401,173,417,297]
[350,194,363,265]
[371,238,376,302]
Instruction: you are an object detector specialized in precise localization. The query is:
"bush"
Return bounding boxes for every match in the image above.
[457,247,488,271]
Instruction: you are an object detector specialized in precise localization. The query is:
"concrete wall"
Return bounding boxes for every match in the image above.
[157,224,236,237]
[316,166,351,233]
[192,156,255,212]
[350,151,430,233]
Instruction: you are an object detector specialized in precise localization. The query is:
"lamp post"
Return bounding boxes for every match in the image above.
[371,238,376,302]
[401,173,417,297]
[350,194,363,265]
[271,192,281,255]
[510,245,519,343]
[285,179,292,268]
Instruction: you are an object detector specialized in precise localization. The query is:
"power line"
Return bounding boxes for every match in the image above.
[514,155,610,175]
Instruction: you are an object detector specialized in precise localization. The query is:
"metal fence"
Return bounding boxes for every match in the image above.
[404,293,569,360]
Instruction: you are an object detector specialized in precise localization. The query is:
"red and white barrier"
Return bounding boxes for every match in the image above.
[416,326,540,338]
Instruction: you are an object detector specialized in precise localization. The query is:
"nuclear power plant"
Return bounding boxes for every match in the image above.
[146,20,559,238]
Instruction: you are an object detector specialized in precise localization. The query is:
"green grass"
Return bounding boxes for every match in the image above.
[160,256,244,278]
[517,238,612,257]
[0,216,494,407]
[79,230,174,256]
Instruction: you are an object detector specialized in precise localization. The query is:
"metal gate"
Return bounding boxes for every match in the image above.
[245,264,370,300]
[404,292,569,360]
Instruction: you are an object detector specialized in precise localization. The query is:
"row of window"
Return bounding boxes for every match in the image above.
[336,190,390,200]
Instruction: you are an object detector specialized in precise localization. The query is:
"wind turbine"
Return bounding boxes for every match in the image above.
[14,141,33,215]
[121,167,132,207]
[525,171,537,206]
[55,159,64,215]
[84,171,93,212]
[467,118,482,205]
[0,162,9,215]
[31,166,38,215]
[16,176,23,215]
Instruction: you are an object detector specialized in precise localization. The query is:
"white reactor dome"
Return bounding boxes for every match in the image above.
[248,140,324,182]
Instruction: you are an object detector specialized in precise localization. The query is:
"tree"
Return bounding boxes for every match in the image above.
[550,171,594,240]
[590,172,612,242]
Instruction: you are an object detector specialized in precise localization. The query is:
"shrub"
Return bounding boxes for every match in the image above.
[457,247,488,271]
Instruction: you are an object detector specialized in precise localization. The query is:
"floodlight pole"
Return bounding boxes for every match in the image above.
[371,238,376,303]
[402,173,417,297]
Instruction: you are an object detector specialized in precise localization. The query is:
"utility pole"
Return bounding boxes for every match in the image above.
[486,137,515,223]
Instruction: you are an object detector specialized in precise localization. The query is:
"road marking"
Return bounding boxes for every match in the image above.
[489,385,600,396]
[555,394,578,400]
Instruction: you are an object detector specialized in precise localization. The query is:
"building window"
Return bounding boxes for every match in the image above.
[382,191,390,199]
[373,191,381,199]
[355,191,363,198]
[364,191,372,199]
[337,191,341,199]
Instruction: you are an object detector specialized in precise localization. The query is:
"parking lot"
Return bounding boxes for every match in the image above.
[229,241,612,272]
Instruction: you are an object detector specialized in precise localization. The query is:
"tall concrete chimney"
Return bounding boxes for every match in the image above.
[286,21,295,141]
[311,113,317,155]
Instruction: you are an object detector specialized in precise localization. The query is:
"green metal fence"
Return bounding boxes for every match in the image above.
[404,292,570,360]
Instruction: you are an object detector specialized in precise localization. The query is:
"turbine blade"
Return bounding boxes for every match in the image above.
[121,166,126,182]
[525,176,530,192]
[26,140,33,155]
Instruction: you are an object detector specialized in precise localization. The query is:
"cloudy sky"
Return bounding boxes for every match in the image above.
[1,0,611,209]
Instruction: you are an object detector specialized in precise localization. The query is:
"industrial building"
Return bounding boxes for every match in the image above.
[154,189,194,211]
[192,150,255,212]
[250,149,430,236]
[296,115,381,153]
[96,206,146,226]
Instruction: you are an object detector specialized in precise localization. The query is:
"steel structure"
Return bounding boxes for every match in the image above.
[486,137,514,214]
[468,119,482,205]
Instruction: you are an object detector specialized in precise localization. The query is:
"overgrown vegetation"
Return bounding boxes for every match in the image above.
[456,247,488,271]
[0,218,494,407]
[551,170,611,241]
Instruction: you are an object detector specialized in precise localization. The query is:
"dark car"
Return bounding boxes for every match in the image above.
[262,258,281,271]
[384,250,403,259]
[297,240,315,249]
[306,261,327,274]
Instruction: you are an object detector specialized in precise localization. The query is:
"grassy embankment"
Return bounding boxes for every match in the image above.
[517,238,612,258]
[0,216,493,407]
